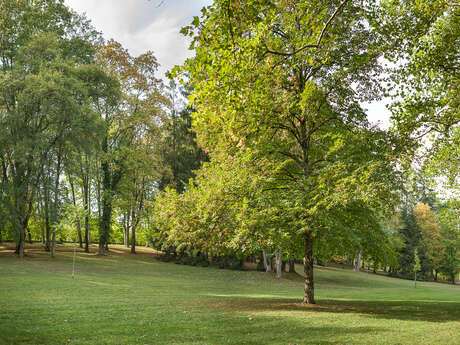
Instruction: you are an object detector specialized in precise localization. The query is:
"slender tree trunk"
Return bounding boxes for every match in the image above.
[263,251,272,272]
[355,252,361,272]
[289,258,295,273]
[302,232,315,304]
[124,227,129,247]
[68,175,83,248]
[131,223,136,254]
[451,273,456,285]
[434,269,438,281]
[99,136,114,256]
[275,250,282,278]
[44,186,50,251]
[124,212,130,247]
[18,223,25,258]
[51,231,56,258]
[83,182,89,253]
[51,150,62,252]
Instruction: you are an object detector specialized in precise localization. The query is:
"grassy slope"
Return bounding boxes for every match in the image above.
[0,244,458,345]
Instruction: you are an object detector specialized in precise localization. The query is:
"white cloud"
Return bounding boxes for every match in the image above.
[64,0,211,78]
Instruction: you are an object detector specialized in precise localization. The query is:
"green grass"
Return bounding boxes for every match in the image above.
[0,243,459,345]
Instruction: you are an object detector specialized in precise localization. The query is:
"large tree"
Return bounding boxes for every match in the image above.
[174,0,402,303]
[95,41,166,255]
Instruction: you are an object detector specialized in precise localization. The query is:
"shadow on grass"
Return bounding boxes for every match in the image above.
[210,297,460,323]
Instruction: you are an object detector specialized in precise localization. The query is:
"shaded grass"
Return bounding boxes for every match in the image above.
[0,243,459,345]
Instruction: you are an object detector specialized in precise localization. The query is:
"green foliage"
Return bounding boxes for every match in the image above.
[158,82,208,193]
[0,0,113,256]
[436,199,460,283]
[165,0,404,302]
[413,248,421,273]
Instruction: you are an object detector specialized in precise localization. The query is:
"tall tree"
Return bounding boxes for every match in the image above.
[95,41,166,255]
[174,0,402,303]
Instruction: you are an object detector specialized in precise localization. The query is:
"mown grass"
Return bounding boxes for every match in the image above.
[0,243,458,345]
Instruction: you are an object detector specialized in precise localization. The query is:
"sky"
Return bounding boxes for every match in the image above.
[64,0,391,129]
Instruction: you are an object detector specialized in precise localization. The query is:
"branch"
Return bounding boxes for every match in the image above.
[265,0,350,57]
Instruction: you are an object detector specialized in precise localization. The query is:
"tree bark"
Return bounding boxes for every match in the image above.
[68,174,83,248]
[302,232,315,304]
[355,252,361,272]
[275,250,282,278]
[123,211,130,247]
[131,224,136,254]
[83,182,90,253]
[263,251,272,272]
[44,185,51,251]
[276,249,283,278]
[51,231,56,258]
[18,223,25,258]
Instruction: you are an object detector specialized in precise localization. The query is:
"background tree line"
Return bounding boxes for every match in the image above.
[0,0,205,257]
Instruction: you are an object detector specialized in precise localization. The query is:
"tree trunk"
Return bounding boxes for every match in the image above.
[83,182,90,253]
[51,231,56,258]
[18,223,25,258]
[275,250,282,278]
[289,258,295,273]
[123,211,130,247]
[68,175,83,248]
[434,269,438,281]
[263,251,272,272]
[355,252,361,272]
[451,273,456,285]
[124,227,129,247]
[302,232,315,304]
[256,252,265,271]
[99,136,116,256]
[414,271,417,288]
[44,186,51,251]
[131,225,136,254]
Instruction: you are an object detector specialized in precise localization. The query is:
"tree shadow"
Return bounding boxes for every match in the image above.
[210,297,460,323]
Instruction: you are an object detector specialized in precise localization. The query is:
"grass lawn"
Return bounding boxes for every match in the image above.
[0,243,458,345]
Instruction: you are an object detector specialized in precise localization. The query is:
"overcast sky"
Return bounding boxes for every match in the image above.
[64,0,391,129]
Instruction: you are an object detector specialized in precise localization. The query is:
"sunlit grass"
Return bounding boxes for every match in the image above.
[0,243,458,345]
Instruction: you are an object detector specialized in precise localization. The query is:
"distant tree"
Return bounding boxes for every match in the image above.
[158,82,207,193]
[436,200,460,284]
[413,202,444,279]
[95,41,166,255]
[394,204,428,279]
